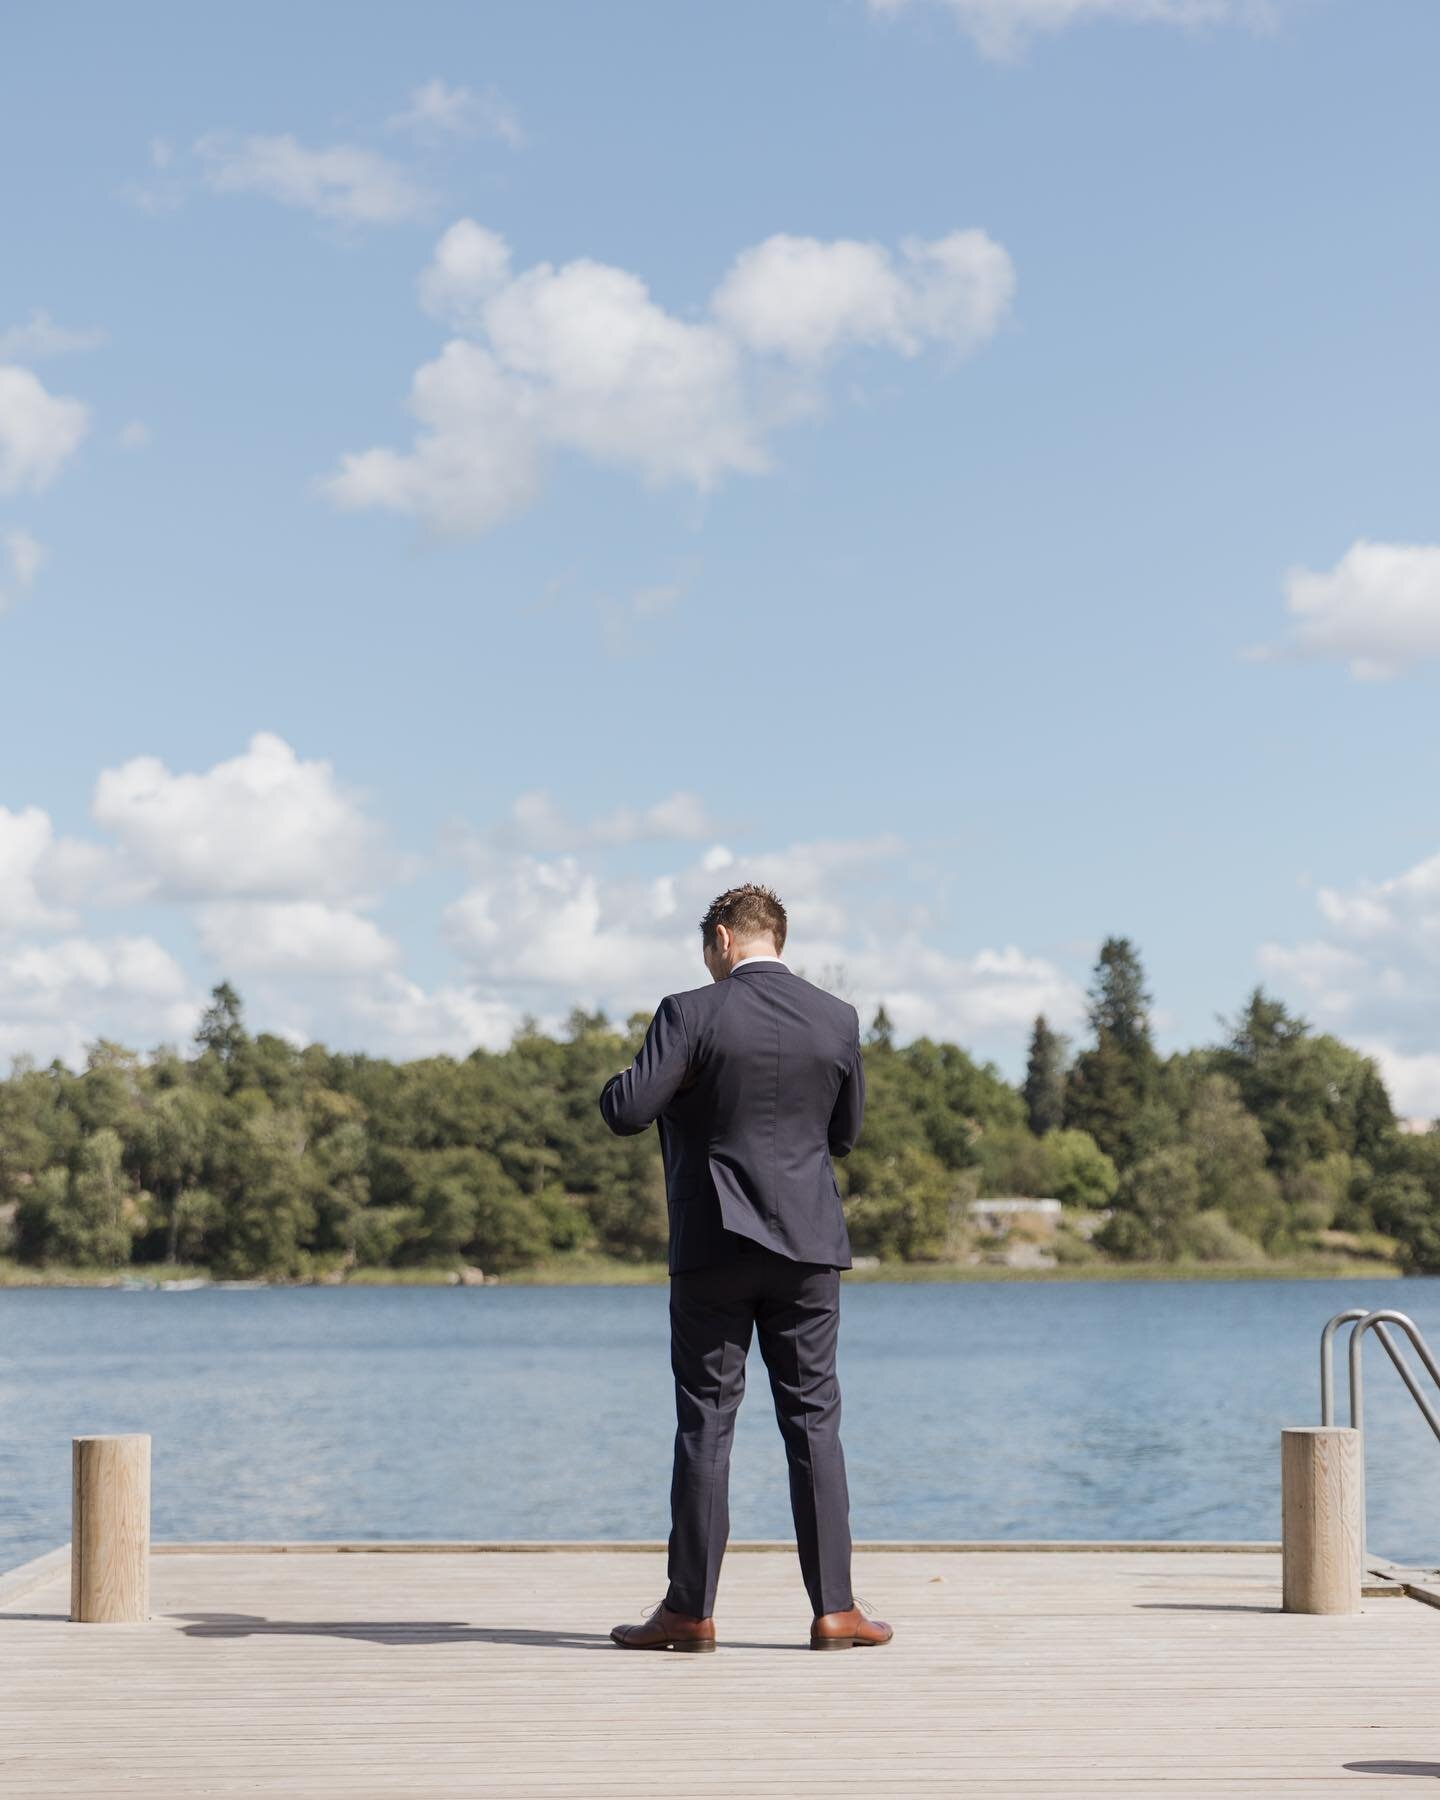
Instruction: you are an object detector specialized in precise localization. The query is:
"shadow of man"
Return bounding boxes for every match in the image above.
[172,1611,811,1652]
[1344,1764,1440,1780]
[173,1612,615,1651]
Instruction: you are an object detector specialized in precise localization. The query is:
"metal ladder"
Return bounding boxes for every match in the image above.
[1320,1307,1440,1550]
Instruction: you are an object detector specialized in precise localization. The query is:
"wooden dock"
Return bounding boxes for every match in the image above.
[3,1541,1439,1796]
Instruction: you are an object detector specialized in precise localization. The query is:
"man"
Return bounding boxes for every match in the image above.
[599,882,892,1654]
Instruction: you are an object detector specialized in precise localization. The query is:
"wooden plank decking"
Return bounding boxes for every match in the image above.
[3,1542,1438,1797]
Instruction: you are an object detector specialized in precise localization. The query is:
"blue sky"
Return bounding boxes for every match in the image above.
[3,0,1439,1110]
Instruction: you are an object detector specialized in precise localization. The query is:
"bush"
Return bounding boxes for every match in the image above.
[1177,1209,1264,1263]
[1042,1130,1119,1208]
[843,1144,957,1260]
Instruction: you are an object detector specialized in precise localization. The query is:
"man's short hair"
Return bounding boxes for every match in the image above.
[700,883,788,952]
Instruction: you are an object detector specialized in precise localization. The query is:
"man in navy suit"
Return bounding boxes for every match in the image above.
[600,883,892,1653]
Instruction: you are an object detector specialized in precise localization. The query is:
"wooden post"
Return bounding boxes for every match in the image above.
[71,1434,150,1623]
[1281,1426,1362,1615]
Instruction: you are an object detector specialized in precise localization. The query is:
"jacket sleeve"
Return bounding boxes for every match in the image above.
[827,1018,866,1158]
[599,996,691,1136]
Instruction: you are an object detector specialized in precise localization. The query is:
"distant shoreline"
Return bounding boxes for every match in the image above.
[0,1255,1405,1290]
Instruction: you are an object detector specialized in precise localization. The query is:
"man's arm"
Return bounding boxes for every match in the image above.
[599,996,690,1136]
[828,1017,866,1157]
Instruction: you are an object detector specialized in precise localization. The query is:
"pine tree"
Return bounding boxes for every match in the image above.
[195,982,248,1066]
[1087,937,1154,1052]
[1064,938,1158,1166]
[1022,1015,1067,1135]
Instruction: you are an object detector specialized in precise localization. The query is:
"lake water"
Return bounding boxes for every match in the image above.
[4,1277,1440,1573]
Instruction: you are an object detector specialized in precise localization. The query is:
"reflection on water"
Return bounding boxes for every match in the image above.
[3,1277,1438,1570]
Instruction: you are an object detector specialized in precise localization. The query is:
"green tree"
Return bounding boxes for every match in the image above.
[975,1124,1051,1198]
[1215,990,1397,1175]
[1040,1129,1119,1209]
[1096,1146,1201,1261]
[194,982,249,1079]
[867,1004,895,1051]
[1367,1172,1440,1274]
[131,1085,215,1263]
[16,1128,144,1266]
[215,1103,316,1278]
[843,1143,957,1261]
[1363,1131,1440,1271]
[1023,1015,1068,1136]
[1181,1073,1284,1248]
[1064,938,1159,1165]
[0,957,1419,1281]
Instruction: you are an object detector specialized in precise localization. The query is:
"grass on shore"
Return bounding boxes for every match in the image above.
[0,1259,211,1288]
[0,1253,1405,1289]
[507,1254,1404,1286]
[839,1256,1403,1284]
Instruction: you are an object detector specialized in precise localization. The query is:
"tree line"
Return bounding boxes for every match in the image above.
[1,941,1437,1278]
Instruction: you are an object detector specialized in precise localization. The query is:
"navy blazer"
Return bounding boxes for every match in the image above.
[599,961,864,1273]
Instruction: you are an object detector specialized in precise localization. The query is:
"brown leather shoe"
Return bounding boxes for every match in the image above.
[810,1604,894,1651]
[611,1601,716,1653]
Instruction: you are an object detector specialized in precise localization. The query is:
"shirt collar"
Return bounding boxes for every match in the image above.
[730,953,788,974]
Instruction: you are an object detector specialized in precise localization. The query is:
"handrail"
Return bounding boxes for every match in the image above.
[1318,1307,1440,1555]
[1320,1307,1370,1425]
[1346,1310,1440,1445]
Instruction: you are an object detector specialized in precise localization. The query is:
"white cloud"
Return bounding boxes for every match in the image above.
[465,256,753,476]
[712,230,1015,363]
[835,939,1083,1042]
[0,934,197,1072]
[1260,843,1440,1115]
[442,832,1083,1048]
[91,731,388,902]
[343,972,523,1058]
[1254,939,1371,1022]
[195,133,433,226]
[0,731,1091,1069]
[0,528,45,612]
[1248,541,1440,681]
[493,789,721,852]
[0,736,417,1057]
[869,0,1269,60]
[1363,1046,1440,1124]
[0,806,77,932]
[444,854,690,997]
[324,339,547,533]
[416,219,513,327]
[324,218,1013,535]
[387,78,525,148]
[0,365,90,494]
[31,835,152,912]
[0,733,420,1057]
[0,311,106,361]
[195,901,397,974]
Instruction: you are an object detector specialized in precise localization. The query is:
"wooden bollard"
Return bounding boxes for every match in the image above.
[71,1434,150,1623]
[1281,1426,1362,1615]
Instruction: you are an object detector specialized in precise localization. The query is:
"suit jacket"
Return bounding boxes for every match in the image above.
[599,961,864,1273]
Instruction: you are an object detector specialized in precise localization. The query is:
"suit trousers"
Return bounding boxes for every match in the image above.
[664,1241,853,1619]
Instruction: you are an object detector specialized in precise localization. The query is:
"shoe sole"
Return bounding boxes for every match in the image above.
[809,1636,891,1651]
[611,1636,716,1652]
